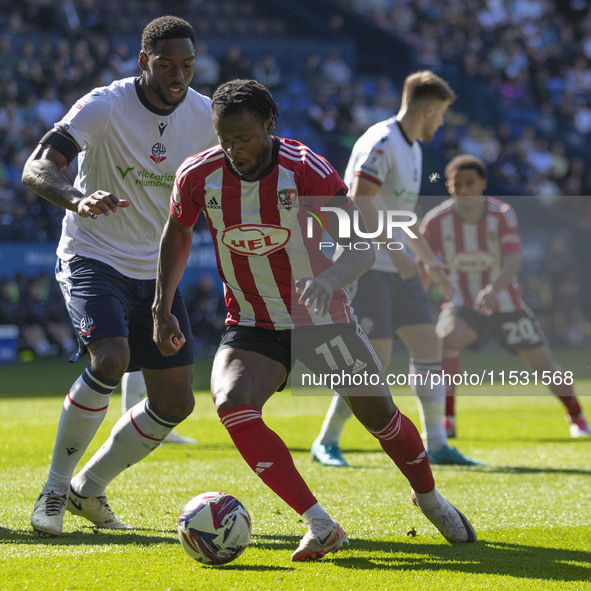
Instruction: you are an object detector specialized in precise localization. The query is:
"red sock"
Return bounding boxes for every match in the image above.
[443,348,459,417]
[369,408,435,494]
[219,405,317,515]
[445,394,455,418]
[549,371,582,418]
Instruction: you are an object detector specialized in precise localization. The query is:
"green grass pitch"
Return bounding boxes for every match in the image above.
[0,351,590,591]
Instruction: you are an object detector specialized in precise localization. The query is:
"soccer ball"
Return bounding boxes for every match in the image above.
[177,492,251,565]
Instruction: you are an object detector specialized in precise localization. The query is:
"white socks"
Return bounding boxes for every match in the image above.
[43,366,117,495]
[301,502,333,524]
[413,487,440,510]
[71,398,180,497]
[316,394,353,445]
[121,370,146,413]
[410,359,447,452]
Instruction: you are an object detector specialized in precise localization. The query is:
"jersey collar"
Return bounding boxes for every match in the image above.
[454,196,488,224]
[395,119,414,147]
[134,78,179,116]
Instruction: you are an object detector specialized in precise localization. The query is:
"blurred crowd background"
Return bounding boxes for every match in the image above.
[0,0,590,359]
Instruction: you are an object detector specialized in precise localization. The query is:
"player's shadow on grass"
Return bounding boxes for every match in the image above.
[331,538,590,582]
[0,526,178,546]
[474,465,591,477]
[296,447,488,472]
[298,448,591,476]
[292,447,384,460]
[459,435,591,444]
[206,535,591,579]
[426,464,591,477]
[215,564,293,572]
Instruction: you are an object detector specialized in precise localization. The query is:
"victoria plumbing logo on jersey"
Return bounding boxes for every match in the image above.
[305,207,418,250]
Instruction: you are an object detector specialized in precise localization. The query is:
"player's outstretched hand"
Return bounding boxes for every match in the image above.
[295,276,334,317]
[77,191,131,219]
[153,312,186,356]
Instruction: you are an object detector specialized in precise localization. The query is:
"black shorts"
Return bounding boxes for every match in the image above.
[56,256,194,370]
[438,306,547,354]
[217,321,382,391]
[351,270,433,339]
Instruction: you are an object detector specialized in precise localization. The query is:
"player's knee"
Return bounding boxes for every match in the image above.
[175,391,195,419]
[411,342,442,360]
[356,410,390,432]
[441,331,464,350]
[213,388,242,413]
[155,387,195,419]
[213,385,262,413]
[348,395,396,431]
[88,338,130,380]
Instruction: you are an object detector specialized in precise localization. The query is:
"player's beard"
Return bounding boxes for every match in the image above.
[421,126,436,143]
[229,143,272,180]
[150,79,188,108]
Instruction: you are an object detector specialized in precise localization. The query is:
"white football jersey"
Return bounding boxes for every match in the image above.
[55,77,217,279]
[344,117,422,273]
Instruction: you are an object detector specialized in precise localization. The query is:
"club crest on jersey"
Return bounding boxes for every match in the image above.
[221,224,291,256]
[150,142,167,164]
[80,316,96,337]
[277,188,298,210]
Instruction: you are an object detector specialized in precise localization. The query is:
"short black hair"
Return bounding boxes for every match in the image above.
[212,79,280,127]
[445,154,487,180]
[141,16,195,55]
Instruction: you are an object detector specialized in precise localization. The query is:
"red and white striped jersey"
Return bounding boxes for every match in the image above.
[172,137,354,329]
[421,197,525,311]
